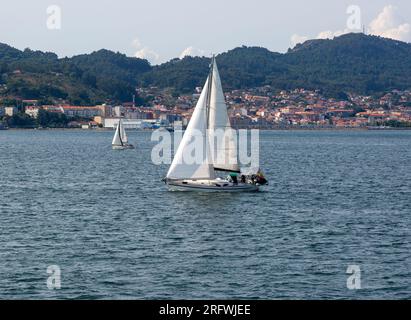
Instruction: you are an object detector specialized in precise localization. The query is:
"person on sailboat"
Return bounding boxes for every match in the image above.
[229,173,239,185]
[256,170,268,185]
[249,170,268,186]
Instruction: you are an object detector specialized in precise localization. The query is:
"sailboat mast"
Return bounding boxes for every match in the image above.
[206,55,214,130]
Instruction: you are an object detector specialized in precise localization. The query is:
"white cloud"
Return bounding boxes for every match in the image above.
[179,46,205,59]
[290,34,308,47]
[131,37,161,64]
[369,5,411,42]
[135,47,161,64]
[290,29,350,48]
[290,5,411,48]
[131,38,142,50]
[316,29,350,40]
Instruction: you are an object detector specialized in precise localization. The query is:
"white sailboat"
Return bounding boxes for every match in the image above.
[112,119,135,150]
[165,57,267,192]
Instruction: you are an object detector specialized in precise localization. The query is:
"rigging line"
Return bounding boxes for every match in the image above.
[118,121,123,146]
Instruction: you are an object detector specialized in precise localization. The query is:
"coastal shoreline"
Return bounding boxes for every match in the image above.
[2,127,411,132]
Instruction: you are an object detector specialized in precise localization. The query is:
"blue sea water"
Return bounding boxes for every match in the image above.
[0,129,410,299]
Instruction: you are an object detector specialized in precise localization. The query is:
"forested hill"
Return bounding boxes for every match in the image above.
[0,45,151,105]
[1,33,411,105]
[141,33,411,97]
[139,47,284,93]
[282,33,411,96]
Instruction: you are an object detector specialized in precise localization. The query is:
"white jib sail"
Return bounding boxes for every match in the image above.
[120,120,128,143]
[112,120,123,146]
[208,59,240,172]
[167,78,215,180]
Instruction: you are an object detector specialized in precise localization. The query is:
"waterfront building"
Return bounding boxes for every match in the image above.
[22,100,39,106]
[113,106,124,117]
[103,118,161,130]
[25,106,40,118]
[93,116,104,125]
[61,106,102,118]
[5,106,18,117]
[97,104,113,117]
[43,106,64,113]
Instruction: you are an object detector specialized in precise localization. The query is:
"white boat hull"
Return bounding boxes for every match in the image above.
[166,180,259,192]
[112,144,135,150]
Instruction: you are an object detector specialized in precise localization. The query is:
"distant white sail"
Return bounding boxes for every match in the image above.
[208,59,240,172]
[120,121,128,143]
[112,120,123,146]
[166,78,215,180]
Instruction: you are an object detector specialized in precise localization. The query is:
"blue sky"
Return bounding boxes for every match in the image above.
[1,0,410,63]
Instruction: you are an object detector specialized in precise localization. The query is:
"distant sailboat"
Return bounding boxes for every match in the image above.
[164,56,267,192]
[112,119,135,150]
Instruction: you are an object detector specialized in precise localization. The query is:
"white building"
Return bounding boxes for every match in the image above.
[173,120,183,130]
[113,106,124,118]
[104,118,160,130]
[61,106,102,117]
[25,106,40,118]
[5,106,18,117]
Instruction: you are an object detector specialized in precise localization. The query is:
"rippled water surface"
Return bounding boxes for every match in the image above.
[0,130,410,299]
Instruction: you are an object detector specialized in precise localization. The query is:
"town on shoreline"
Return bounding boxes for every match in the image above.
[1,87,411,131]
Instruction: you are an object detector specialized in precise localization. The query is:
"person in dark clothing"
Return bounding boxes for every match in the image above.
[256,170,268,185]
[230,173,238,185]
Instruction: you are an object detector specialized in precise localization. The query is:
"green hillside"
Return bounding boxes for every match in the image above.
[1,33,410,104]
[0,45,151,105]
[141,33,411,97]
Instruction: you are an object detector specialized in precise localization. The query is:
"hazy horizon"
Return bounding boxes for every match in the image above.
[1,0,410,64]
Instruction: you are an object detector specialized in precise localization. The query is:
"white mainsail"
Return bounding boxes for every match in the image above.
[208,59,240,172]
[112,120,123,146]
[166,78,215,180]
[167,57,240,181]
